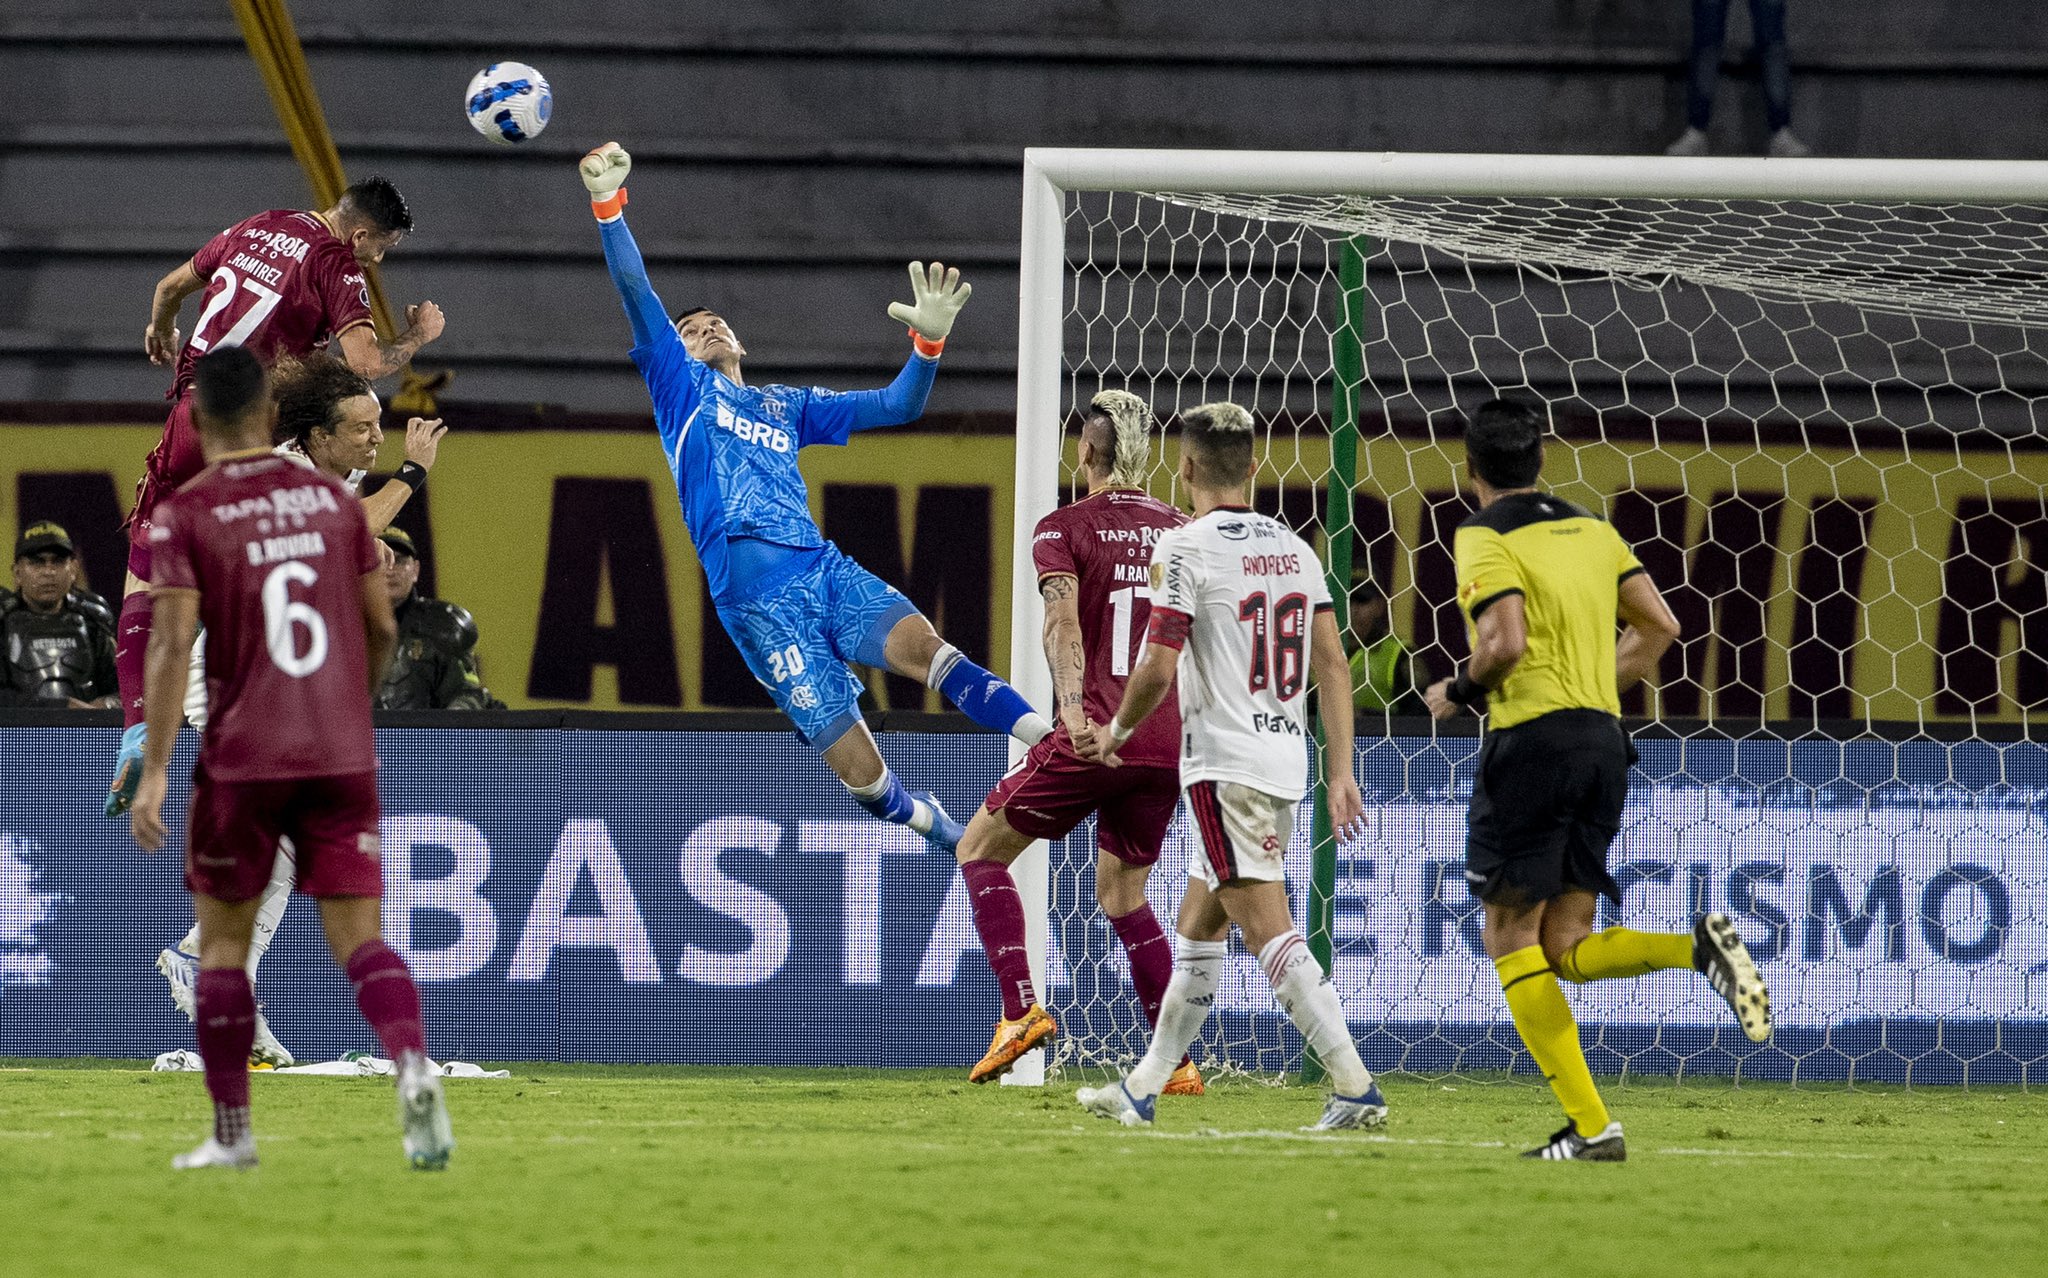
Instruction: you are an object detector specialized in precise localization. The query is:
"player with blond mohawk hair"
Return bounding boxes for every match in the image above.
[951,389,1202,1090]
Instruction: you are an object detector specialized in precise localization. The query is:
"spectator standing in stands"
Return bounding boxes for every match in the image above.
[2,522,118,708]
[1666,0,1811,157]
[373,527,502,710]
[1346,577,1425,719]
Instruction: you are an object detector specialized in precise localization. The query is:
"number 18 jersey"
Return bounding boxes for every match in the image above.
[1146,506,1332,801]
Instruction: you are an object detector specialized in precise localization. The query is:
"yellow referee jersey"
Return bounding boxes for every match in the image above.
[1454,491,1644,730]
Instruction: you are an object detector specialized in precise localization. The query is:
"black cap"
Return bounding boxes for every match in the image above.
[378,526,419,560]
[15,521,75,560]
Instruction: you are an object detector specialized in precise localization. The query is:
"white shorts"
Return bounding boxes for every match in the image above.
[1183,780,1296,887]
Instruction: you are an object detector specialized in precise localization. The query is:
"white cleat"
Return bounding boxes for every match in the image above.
[398,1054,456,1170]
[249,1011,294,1068]
[1306,1083,1389,1131]
[1075,1079,1155,1127]
[1664,126,1710,157]
[171,1136,258,1171]
[156,948,197,1021]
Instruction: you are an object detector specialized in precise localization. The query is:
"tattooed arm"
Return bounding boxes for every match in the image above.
[1040,573,1088,735]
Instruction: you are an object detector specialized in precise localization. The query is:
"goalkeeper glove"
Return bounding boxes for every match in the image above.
[580,142,631,221]
[886,261,971,356]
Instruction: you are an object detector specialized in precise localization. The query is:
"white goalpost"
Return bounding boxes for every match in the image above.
[1009,149,2048,1087]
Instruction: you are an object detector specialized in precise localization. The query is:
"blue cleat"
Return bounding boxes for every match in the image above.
[105,722,146,817]
[1076,1078,1156,1127]
[913,791,964,852]
[1307,1081,1390,1131]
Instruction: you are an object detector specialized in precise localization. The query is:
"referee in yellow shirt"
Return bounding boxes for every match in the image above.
[1424,397,1772,1162]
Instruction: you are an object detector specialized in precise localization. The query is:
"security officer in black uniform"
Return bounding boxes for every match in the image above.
[374,526,503,710]
[3,521,118,708]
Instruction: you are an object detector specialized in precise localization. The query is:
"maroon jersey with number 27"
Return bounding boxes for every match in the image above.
[1031,488,1189,767]
[170,209,374,401]
[149,453,381,782]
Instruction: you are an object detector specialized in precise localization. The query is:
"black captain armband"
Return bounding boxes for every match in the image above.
[392,462,428,493]
[1447,670,1491,709]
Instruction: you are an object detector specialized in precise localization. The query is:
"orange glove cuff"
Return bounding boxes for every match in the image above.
[910,330,945,358]
[591,188,629,221]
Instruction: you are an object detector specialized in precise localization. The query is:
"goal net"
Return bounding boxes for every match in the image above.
[1011,152,2048,1087]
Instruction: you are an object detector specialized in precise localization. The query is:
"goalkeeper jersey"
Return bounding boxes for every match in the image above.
[633,339,876,603]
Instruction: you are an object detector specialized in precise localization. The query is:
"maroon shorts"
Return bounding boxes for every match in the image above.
[126,393,205,580]
[184,765,384,901]
[983,726,1179,866]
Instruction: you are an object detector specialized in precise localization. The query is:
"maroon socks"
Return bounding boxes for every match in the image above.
[114,591,152,728]
[346,939,427,1061]
[194,967,255,1144]
[1109,903,1173,1030]
[961,860,1036,1020]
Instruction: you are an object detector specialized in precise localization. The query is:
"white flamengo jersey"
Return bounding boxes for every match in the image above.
[1146,505,1332,801]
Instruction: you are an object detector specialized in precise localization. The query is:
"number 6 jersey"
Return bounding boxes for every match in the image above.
[1145,506,1332,801]
[149,452,381,782]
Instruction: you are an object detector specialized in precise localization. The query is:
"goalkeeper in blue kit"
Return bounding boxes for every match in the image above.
[580,142,1050,848]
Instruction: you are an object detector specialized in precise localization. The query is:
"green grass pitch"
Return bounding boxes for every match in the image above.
[4,1060,2042,1277]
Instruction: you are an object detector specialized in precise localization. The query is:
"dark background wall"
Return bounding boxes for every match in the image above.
[5,0,2046,414]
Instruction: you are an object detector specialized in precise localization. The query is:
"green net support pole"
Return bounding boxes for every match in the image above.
[1302,237,1368,1083]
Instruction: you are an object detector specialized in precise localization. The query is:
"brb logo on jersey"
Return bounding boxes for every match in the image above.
[0,834,64,994]
[715,403,792,453]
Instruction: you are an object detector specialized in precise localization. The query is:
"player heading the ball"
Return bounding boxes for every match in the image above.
[580,142,1049,846]
[1073,403,1387,1131]
[109,177,446,818]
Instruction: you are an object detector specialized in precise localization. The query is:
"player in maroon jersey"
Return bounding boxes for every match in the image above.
[952,391,1201,1089]
[128,347,453,1172]
[108,178,445,817]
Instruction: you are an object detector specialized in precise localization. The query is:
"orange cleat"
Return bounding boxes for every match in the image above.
[969,1005,1057,1084]
[1162,1060,1205,1096]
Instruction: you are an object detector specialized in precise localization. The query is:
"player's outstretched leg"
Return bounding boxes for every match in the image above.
[1691,913,1772,1042]
[174,966,260,1170]
[923,641,1051,745]
[1549,905,1771,1044]
[821,721,961,851]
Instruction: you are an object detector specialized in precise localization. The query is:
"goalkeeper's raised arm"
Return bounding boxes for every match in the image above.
[581,140,968,432]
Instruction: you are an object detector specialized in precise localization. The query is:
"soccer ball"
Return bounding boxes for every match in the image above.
[464,62,552,145]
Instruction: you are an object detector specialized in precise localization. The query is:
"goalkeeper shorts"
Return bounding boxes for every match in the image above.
[714,543,916,749]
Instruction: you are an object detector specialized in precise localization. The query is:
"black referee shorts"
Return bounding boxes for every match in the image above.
[1465,708,1633,906]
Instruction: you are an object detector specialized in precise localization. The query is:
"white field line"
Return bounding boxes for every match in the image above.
[1114,1126,2042,1164]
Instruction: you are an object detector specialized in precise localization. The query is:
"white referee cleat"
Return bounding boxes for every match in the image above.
[156,948,197,1021]
[1075,1078,1155,1127]
[172,1136,258,1171]
[249,1011,294,1069]
[398,1053,456,1170]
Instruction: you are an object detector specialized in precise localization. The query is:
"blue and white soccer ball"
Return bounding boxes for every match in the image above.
[464,62,552,145]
